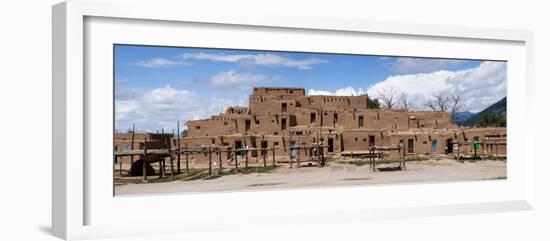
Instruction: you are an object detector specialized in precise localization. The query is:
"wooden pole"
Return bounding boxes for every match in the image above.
[177,121,181,174]
[130,123,135,167]
[160,129,165,178]
[495,142,499,160]
[370,146,372,169]
[119,156,122,176]
[185,143,189,174]
[397,144,403,168]
[402,143,407,170]
[244,139,249,169]
[320,143,325,167]
[218,148,223,175]
[297,145,301,168]
[158,159,164,179]
[233,148,238,173]
[169,155,174,180]
[143,138,148,183]
[372,148,376,171]
[272,143,276,167]
[457,138,460,160]
[289,133,293,168]
[262,135,267,168]
[208,146,212,177]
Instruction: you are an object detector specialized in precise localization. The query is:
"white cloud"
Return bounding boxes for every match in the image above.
[367,61,506,112]
[115,86,246,132]
[308,87,367,96]
[392,57,466,74]
[208,70,278,90]
[181,53,328,70]
[131,58,189,68]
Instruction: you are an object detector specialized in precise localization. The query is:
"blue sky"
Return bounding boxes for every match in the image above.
[114,45,507,132]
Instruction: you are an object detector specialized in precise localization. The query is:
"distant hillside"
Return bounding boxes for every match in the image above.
[458,97,507,127]
[453,111,475,124]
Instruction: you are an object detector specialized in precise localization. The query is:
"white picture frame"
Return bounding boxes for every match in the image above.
[52,0,535,240]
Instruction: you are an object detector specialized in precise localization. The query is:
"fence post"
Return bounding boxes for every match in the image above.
[272,143,276,167]
[142,138,148,183]
[208,146,212,177]
[170,155,174,180]
[185,143,189,174]
[218,148,223,175]
[130,123,135,167]
[177,121,181,174]
[233,149,239,173]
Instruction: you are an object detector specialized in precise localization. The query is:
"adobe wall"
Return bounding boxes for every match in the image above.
[252,87,305,96]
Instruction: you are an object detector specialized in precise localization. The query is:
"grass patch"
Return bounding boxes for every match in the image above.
[144,166,281,183]
[485,175,507,180]
[455,156,507,163]
[337,156,428,166]
[337,159,372,166]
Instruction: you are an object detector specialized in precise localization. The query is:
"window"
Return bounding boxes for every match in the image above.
[245,119,251,131]
[195,126,200,130]
[282,103,287,112]
[281,118,287,130]
[310,113,316,123]
[212,139,215,144]
[358,116,364,127]
[274,142,279,146]
[355,137,358,142]
[223,121,228,126]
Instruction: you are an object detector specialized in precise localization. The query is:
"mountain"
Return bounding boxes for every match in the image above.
[458,97,507,127]
[453,111,475,124]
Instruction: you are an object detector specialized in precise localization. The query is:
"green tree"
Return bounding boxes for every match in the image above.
[475,114,506,127]
[367,96,380,109]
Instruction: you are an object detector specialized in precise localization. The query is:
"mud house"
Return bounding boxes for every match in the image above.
[115,87,506,167]
[155,87,506,165]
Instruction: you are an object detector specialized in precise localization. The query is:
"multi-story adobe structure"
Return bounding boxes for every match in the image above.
[166,87,506,166]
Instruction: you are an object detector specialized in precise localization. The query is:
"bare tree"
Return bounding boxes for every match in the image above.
[449,94,462,120]
[425,93,450,112]
[398,92,412,110]
[425,98,438,111]
[377,87,400,109]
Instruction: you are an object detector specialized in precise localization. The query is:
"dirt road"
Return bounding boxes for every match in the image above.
[115,158,506,196]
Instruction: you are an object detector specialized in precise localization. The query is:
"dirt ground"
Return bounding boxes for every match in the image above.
[114,158,506,196]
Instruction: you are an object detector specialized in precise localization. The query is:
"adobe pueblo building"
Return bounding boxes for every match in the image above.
[168,87,506,166]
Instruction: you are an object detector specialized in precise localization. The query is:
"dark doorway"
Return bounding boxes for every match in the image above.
[358,116,364,128]
[235,141,244,156]
[446,138,453,154]
[282,103,287,112]
[281,118,287,130]
[261,140,268,156]
[245,119,251,132]
[407,139,414,153]
[328,138,334,152]
[333,113,338,127]
[310,113,316,124]
[368,135,375,147]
